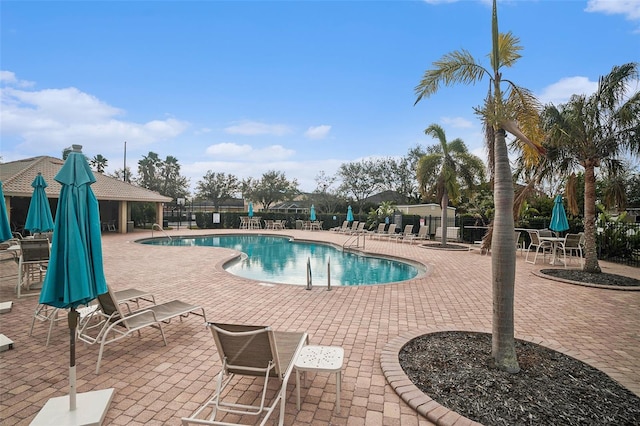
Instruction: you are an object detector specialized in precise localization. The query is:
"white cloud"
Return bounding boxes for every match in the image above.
[224,120,292,136]
[441,116,474,128]
[537,76,598,105]
[206,142,253,157]
[205,142,294,161]
[0,70,35,88]
[304,125,331,140]
[0,76,189,156]
[586,0,640,20]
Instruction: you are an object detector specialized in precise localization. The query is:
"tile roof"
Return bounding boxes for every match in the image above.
[0,156,172,203]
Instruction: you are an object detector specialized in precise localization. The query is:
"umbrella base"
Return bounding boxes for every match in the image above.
[30,388,114,426]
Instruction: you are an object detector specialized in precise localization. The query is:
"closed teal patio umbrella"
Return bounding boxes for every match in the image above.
[346,205,354,222]
[310,205,316,221]
[0,181,12,243]
[25,173,55,235]
[550,195,569,233]
[248,202,254,217]
[35,145,113,420]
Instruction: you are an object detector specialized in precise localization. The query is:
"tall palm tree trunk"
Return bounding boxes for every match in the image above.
[491,129,520,373]
[440,190,449,245]
[583,163,601,273]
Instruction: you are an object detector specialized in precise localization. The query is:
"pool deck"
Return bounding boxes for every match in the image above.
[1,228,639,425]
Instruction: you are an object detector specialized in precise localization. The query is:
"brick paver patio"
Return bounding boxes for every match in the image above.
[1,228,638,425]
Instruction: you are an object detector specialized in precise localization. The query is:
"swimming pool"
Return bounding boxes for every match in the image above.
[140,234,420,286]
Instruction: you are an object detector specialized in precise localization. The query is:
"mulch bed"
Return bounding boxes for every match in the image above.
[420,243,470,251]
[540,269,640,287]
[399,331,640,425]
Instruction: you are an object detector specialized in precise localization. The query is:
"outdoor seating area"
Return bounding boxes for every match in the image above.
[1,228,638,425]
[264,219,286,230]
[239,216,262,229]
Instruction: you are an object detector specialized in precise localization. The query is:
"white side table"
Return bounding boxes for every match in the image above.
[295,345,344,413]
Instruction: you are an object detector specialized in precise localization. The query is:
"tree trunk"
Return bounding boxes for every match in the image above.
[440,190,449,245]
[583,163,601,273]
[491,129,520,373]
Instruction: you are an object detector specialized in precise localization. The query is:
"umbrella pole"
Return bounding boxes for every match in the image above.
[68,308,79,411]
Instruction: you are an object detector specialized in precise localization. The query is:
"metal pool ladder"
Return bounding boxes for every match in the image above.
[151,223,172,241]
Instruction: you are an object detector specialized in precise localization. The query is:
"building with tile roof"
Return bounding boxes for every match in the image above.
[1,156,172,234]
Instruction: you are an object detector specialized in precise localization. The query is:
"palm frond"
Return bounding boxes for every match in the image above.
[565,173,579,215]
[493,32,523,69]
[415,50,489,104]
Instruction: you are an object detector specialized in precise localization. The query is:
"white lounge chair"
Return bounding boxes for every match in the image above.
[77,286,206,373]
[367,223,386,237]
[348,222,366,235]
[376,224,397,240]
[404,225,430,244]
[331,221,349,232]
[29,287,156,346]
[393,225,415,243]
[181,323,308,426]
[339,221,359,234]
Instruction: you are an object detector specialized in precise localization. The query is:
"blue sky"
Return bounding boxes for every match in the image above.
[1,0,639,193]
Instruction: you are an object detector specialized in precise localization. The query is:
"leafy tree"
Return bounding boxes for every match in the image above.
[137,152,163,191]
[90,154,108,173]
[542,62,640,273]
[337,159,385,213]
[111,167,134,183]
[626,173,640,207]
[417,124,485,245]
[380,156,421,203]
[136,151,190,199]
[195,171,240,211]
[243,170,299,211]
[310,171,344,214]
[414,0,545,373]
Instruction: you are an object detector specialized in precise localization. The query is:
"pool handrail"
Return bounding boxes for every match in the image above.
[151,223,172,241]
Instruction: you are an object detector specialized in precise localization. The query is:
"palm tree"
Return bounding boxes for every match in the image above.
[414,0,544,373]
[90,154,108,173]
[417,124,485,245]
[542,63,640,273]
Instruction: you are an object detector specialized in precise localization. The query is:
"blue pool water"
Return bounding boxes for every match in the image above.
[140,235,419,286]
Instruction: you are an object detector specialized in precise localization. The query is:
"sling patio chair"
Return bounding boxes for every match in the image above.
[15,238,50,298]
[404,225,430,244]
[338,221,359,234]
[525,230,553,265]
[331,221,349,232]
[393,224,415,243]
[366,223,386,239]
[77,285,206,374]
[556,233,585,268]
[375,223,397,241]
[181,322,308,426]
[347,222,366,235]
[29,287,156,346]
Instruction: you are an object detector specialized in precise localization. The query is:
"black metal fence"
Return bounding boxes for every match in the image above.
[595,221,640,267]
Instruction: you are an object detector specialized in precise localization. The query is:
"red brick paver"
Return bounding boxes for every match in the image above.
[1,229,638,425]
